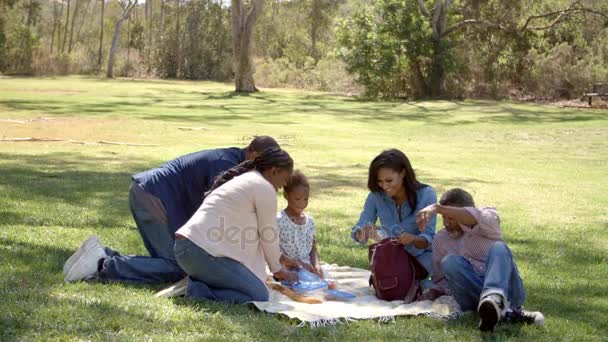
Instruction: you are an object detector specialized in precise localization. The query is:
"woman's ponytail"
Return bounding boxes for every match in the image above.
[205,159,256,197]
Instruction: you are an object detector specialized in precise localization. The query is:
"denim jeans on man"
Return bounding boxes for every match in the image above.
[442,241,526,311]
[174,238,269,303]
[96,182,185,283]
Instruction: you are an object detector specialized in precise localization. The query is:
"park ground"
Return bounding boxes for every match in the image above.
[0,76,607,340]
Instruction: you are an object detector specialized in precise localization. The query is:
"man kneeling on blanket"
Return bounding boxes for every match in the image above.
[416,188,544,332]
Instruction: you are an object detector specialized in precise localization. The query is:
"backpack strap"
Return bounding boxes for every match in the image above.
[403,257,418,304]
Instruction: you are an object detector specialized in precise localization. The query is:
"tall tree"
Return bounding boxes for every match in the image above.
[159,0,164,34]
[67,0,81,52]
[231,0,264,92]
[308,0,340,62]
[145,0,151,72]
[24,0,42,26]
[98,0,104,69]
[73,0,95,51]
[50,0,60,53]
[175,0,181,76]
[61,0,70,52]
[106,0,138,77]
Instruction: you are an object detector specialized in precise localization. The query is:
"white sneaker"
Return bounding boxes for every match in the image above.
[155,277,189,298]
[504,308,545,327]
[63,236,100,275]
[64,239,107,282]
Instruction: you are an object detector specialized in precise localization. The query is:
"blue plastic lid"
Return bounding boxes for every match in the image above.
[324,289,356,299]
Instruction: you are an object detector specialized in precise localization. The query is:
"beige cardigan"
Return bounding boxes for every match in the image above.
[176,170,282,282]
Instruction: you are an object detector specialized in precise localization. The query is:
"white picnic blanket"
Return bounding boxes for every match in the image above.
[252,263,462,326]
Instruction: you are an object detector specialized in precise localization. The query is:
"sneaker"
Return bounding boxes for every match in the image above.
[63,236,100,275]
[478,294,504,332]
[64,239,107,282]
[504,308,545,327]
[155,277,189,298]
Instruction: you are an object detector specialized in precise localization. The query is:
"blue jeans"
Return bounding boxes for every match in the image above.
[442,242,526,311]
[96,182,185,283]
[174,238,269,303]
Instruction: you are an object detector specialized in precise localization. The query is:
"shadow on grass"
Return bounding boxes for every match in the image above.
[0,152,157,228]
[3,89,605,126]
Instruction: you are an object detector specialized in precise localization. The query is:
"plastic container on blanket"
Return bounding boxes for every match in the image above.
[281,268,328,293]
[323,289,356,301]
[281,268,357,301]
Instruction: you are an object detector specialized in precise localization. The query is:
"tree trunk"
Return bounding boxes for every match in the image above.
[50,1,58,53]
[310,21,318,61]
[127,13,131,63]
[98,0,105,69]
[423,0,449,98]
[68,0,81,52]
[309,0,321,62]
[107,19,125,77]
[107,2,137,78]
[175,0,181,77]
[146,0,151,72]
[159,0,165,35]
[428,39,446,97]
[231,0,264,93]
[55,2,65,53]
[74,0,95,51]
[61,0,70,52]
[25,0,35,26]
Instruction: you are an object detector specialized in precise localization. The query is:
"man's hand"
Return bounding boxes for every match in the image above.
[416,204,438,231]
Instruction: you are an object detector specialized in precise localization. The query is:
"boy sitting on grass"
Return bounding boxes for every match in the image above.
[416,188,543,332]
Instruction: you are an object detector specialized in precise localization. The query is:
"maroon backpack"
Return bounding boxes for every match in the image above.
[368,238,429,303]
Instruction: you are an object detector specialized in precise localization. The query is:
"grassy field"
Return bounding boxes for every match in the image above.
[1,76,606,341]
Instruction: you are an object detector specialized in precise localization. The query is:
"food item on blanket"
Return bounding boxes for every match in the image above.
[323,289,356,301]
[268,283,322,304]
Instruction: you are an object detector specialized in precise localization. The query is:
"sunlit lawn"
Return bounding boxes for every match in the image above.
[1,76,606,340]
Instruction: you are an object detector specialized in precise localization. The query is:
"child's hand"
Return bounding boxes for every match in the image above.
[314,266,324,278]
[416,204,437,231]
[301,262,316,274]
[273,269,299,284]
[280,254,301,270]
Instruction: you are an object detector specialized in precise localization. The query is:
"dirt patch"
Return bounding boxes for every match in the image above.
[550,99,608,110]
[10,88,87,94]
[0,116,158,144]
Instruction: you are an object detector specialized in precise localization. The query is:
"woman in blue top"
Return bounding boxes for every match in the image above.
[351,149,437,273]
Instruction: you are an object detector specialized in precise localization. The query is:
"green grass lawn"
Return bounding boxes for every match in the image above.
[1,76,607,341]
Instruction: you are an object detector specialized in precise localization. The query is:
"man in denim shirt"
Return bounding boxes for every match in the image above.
[64,136,279,284]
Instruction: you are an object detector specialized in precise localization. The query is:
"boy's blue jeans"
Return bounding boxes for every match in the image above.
[174,238,269,303]
[442,242,526,311]
[96,182,185,283]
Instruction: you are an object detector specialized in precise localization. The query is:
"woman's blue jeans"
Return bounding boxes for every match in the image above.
[174,238,269,304]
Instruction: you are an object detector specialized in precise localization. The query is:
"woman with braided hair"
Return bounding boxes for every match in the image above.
[173,147,300,303]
